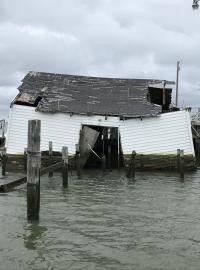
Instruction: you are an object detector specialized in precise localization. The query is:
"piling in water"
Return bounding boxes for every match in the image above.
[49,141,53,178]
[24,148,27,172]
[1,148,7,176]
[102,155,106,172]
[76,144,81,177]
[127,151,136,178]
[27,119,41,221]
[180,149,184,178]
[62,146,68,187]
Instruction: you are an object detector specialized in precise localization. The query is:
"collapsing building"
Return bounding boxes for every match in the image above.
[6,71,195,170]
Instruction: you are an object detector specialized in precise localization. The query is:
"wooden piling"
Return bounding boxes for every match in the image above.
[62,146,68,187]
[177,149,180,172]
[27,119,41,221]
[180,149,184,178]
[107,144,111,171]
[1,148,7,176]
[127,151,136,178]
[24,148,27,172]
[102,155,106,172]
[76,144,81,177]
[140,154,144,169]
[49,141,53,177]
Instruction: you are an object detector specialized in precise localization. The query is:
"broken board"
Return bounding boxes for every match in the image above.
[79,126,100,168]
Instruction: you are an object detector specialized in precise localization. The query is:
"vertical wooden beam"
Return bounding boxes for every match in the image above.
[177,149,180,172]
[140,154,144,170]
[102,155,106,172]
[24,148,27,172]
[49,141,53,177]
[27,119,41,222]
[107,144,111,171]
[76,144,81,177]
[176,61,180,107]
[2,147,7,176]
[117,128,120,169]
[180,149,184,178]
[127,151,136,178]
[107,128,111,170]
[62,146,68,187]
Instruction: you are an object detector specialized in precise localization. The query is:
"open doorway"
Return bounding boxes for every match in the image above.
[79,125,123,169]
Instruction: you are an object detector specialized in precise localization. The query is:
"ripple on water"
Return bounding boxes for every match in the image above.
[1,169,200,269]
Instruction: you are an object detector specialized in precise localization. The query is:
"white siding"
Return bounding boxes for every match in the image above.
[6,105,194,156]
[120,110,194,155]
[6,105,120,154]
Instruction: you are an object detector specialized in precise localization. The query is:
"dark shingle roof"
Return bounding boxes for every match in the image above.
[15,71,172,118]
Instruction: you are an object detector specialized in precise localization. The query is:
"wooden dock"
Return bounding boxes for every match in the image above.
[0,161,63,192]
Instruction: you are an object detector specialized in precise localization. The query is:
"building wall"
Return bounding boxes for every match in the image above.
[6,105,194,156]
[6,105,120,155]
[120,110,194,155]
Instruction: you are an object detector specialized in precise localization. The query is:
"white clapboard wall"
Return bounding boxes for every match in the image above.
[6,105,194,156]
[120,110,194,155]
[6,105,120,155]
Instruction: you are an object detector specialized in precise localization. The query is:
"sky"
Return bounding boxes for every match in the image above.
[0,0,200,119]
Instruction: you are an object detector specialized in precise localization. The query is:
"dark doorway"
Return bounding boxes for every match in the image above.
[80,125,123,169]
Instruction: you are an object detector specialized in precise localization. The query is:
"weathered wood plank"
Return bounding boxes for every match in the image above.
[79,126,99,168]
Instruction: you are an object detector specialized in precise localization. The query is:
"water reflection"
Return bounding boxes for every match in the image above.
[24,223,47,250]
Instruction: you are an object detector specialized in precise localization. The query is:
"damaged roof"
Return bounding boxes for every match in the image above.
[13,71,173,118]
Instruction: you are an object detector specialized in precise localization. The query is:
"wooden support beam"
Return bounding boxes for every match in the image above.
[49,141,53,177]
[127,151,136,178]
[27,119,41,222]
[140,154,144,169]
[62,146,68,187]
[180,149,184,178]
[107,144,111,171]
[177,149,180,172]
[1,147,7,176]
[76,144,81,177]
[102,155,106,172]
[24,148,27,172]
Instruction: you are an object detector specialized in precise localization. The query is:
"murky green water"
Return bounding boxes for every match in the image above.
[1,169,200,270]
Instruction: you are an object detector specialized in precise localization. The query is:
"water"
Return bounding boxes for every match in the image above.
[1,169,200,270]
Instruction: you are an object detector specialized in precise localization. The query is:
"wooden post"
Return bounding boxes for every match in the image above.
[76,144,81,177]
[2,147,7,176]
[24,148,27,172]
[62,146,68,187]
[127,151,136,178]
[49,141,53,177]
[117,128,120,169]
[180,149,184,178]
[107,144,111,171]
[176,61,180,107]
[102,155,106,172]
[177,149,180,172]
[27,120,41,221]
[140,154,144,170]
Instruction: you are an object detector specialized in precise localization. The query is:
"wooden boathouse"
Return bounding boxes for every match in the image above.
[5,71,195,170]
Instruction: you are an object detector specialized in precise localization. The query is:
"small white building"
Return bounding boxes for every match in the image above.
[6,71,195,169]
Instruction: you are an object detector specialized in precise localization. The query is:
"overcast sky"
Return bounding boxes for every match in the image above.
[0,0,200,118]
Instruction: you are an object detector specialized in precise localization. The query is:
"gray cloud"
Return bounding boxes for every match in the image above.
[0,0,200,119]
